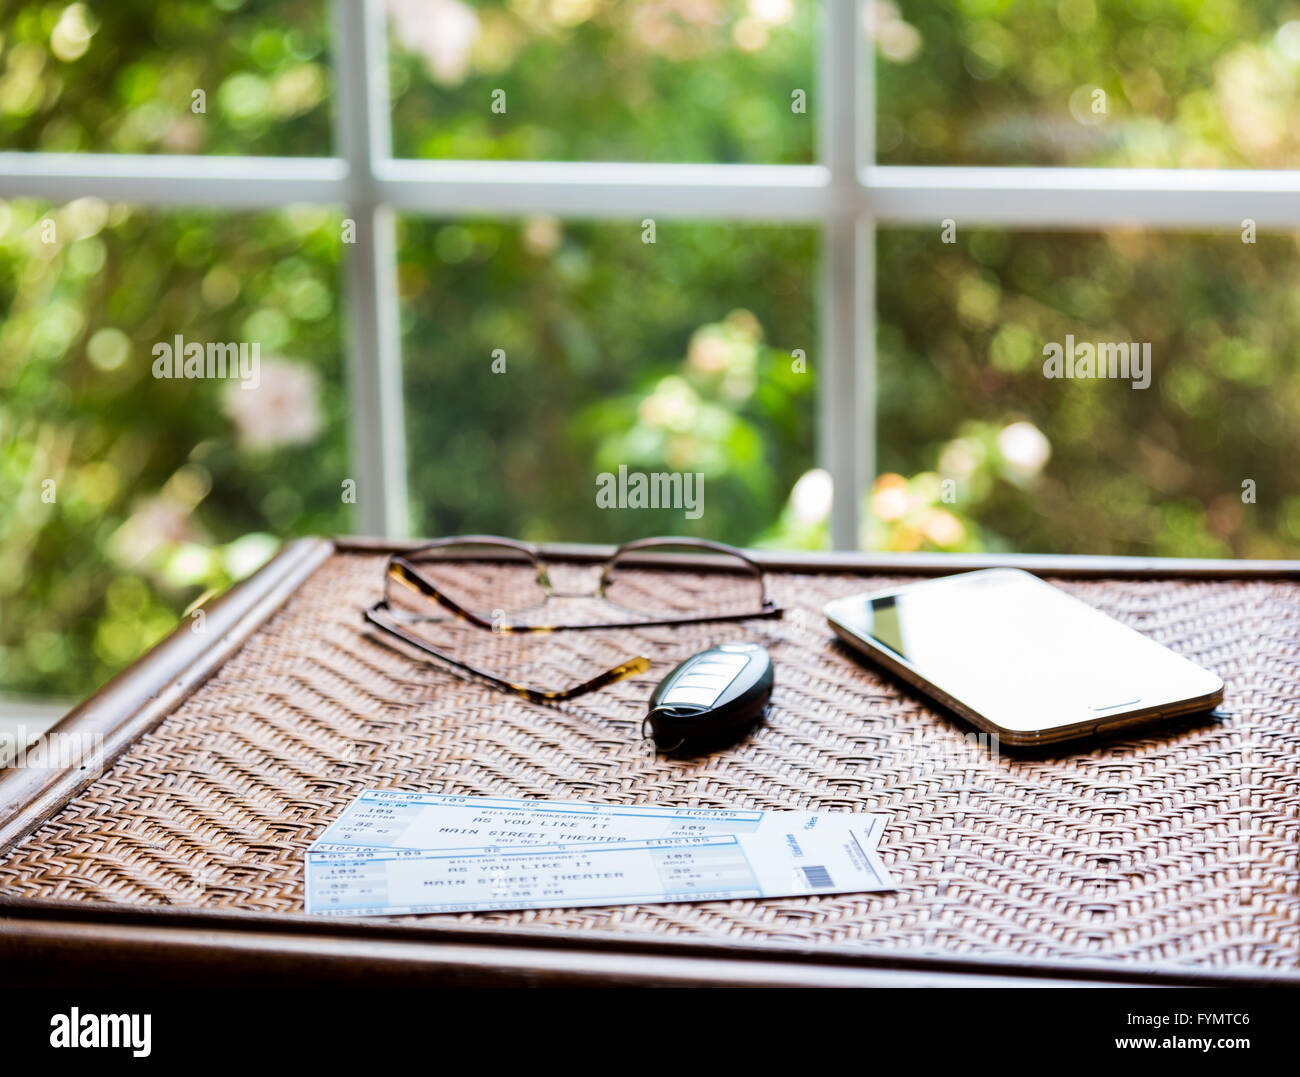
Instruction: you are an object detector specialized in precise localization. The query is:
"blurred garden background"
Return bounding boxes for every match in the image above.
[3,0,1300,702]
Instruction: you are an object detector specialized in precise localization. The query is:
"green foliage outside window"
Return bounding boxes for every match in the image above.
[3,0,1300,702]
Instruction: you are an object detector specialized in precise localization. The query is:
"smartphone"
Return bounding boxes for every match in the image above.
[824,568,1224,746]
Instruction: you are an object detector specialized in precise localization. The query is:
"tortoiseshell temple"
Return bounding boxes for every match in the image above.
[506,657,652,705]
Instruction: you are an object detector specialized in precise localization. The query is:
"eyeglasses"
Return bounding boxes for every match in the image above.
[364,535,782,704]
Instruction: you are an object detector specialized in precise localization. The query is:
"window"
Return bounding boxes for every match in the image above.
[3,0,1299,700]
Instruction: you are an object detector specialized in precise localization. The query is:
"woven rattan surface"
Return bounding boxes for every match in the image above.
[2,551,1298,973]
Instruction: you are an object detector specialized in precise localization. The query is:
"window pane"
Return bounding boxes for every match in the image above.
[0,1,331,154]
[0,200,348,699]
[388,0,816,162]
[875,1,1300,167]
[876,226,1300,557]
[397,217,820,546]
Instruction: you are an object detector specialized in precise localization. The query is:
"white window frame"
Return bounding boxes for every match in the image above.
[4,0,1300,547]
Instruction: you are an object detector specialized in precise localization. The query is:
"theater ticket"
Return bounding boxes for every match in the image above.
[309,789,888,855]
[304,822,895,916]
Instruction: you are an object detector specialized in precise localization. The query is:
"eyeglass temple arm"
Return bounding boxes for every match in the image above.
[523,604,784,631]
[364,602,650,704]
[387,557,495,630]
[538,655,651,701]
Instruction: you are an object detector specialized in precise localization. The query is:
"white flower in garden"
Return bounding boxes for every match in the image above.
[748,0,793,26]
[867,1,922,64]
[687,327,731,375]
[997,420,1051,478]
[790,468,833,526]
[938,435,982,480]
[50,3,94,62]
[387,0,480,86]
[637,375,700,433]
[687,315,759,401]
[1277,21,1300,62]
[222,358,323,451]
[522,215,562,257]
[634,1,723,58]
[111,496,200,567]
[223,533,279,579]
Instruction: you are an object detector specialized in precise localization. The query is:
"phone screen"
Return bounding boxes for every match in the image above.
[833,569,1223,737]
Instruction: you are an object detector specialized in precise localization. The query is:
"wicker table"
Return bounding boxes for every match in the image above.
[0,538,1296,987]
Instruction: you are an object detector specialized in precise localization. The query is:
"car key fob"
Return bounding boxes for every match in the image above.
[646,642,773,752]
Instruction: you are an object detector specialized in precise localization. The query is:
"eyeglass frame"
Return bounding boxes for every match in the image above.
[362,535,783,704]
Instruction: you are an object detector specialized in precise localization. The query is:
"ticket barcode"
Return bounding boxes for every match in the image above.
[801,865,834,888]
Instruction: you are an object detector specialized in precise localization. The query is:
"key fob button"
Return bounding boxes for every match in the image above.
[664,687,721,707]
[690,662,741,676]
[678,674,726,690]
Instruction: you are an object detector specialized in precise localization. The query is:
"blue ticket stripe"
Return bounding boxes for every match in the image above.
[309,834,737,867]
[349,790,765,823]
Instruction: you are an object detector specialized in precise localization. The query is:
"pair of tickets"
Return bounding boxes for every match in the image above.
[304,790,896,917]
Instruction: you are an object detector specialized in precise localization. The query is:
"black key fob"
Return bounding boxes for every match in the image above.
[647,643,773,752]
